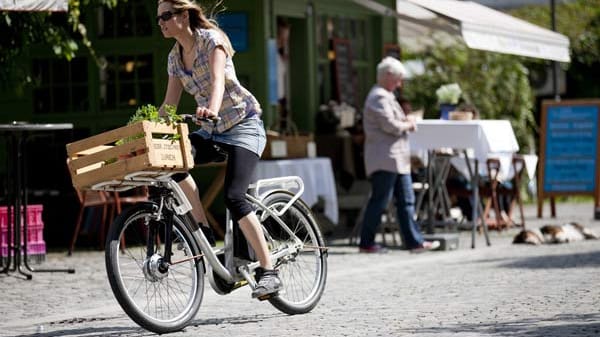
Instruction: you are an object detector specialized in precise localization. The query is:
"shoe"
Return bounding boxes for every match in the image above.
[410,240,440,253]
[358,244,388,254]
[252,268,283,300]
[200,225,216,247]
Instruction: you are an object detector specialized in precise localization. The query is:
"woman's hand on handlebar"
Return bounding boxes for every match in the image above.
[179,111,221,125]
[194,107,221,125]
[196,107,217,119]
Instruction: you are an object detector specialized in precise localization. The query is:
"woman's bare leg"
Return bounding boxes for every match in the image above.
[178,175,209,225]
[238,212,273,269]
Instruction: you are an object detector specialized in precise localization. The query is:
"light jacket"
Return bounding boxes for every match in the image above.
[363,85,414,176]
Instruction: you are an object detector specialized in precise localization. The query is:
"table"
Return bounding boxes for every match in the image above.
[410,120,519,164]
[0,122,75,279]
[409,120,520,248]
[252,158,339,224]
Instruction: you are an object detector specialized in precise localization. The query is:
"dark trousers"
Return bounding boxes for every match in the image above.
[219,143,259,222]
[360,171,424,249]
[175,140,259,223]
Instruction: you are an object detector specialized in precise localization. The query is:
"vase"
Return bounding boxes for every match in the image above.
[439,103,456,120]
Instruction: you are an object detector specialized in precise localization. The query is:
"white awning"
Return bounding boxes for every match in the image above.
[406,0,570,62]
[0,0,68,11]
[352,0,570,62]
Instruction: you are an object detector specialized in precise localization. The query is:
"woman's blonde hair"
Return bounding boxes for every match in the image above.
[158,0,235,56]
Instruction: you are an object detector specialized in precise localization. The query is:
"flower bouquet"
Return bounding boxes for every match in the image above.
[436,83,462,119]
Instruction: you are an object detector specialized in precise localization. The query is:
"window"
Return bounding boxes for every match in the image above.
[99,54,154,110]
[32,57,89,114]
[97,0,152,38]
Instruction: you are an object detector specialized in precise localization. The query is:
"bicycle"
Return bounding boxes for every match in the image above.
[93,115,328,334]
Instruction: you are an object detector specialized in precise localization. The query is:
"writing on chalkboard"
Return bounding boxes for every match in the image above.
[332,39,358,108]
[537,99,600,218]
[543,105,598,193]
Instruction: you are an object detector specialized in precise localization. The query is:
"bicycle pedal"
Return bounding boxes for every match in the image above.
[256,292,279,301]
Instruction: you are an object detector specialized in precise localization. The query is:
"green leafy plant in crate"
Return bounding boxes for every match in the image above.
[116,104,182,146]
[105,104,183,164]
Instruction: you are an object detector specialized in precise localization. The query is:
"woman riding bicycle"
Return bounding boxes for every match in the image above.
[156,0,282,298]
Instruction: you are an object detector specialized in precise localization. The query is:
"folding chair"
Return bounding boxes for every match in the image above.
[479,158,511,230]
[498,155,526,228]
[69,190,115,255]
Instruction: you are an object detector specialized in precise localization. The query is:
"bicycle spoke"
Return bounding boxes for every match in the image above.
[107,205,202,328]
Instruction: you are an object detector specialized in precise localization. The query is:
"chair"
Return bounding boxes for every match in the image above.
[69,190,115,255]
[110,186,150,251]
[349,198,402,247]
[479,158,525,230]
[112,186,150,216]
[479,158,510,230]
[498,155,526,228]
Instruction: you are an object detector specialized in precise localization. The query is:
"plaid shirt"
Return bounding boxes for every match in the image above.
[167,28,261,134]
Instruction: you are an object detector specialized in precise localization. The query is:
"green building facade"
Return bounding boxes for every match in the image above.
[0,0,398,245]
[1,0,398,133]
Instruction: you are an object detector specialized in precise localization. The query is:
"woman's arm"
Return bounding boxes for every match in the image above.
[159,75,184,116]
[197,46,227,118]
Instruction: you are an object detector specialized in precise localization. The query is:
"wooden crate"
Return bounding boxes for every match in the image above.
[262,131,314,159]
[66,121,194,190]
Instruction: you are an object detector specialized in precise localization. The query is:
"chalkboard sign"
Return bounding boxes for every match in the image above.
[538,99,600,216]
[332,39,358,108]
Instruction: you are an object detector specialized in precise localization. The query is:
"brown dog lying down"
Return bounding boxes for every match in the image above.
[513,222,599,245]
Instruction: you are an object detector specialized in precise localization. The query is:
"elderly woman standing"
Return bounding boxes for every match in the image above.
[359,57,439,253]
[156,0,281,298]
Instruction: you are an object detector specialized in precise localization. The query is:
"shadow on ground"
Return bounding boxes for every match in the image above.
[13,326,149,337]
[190,313,283,327]
[12,313,284,337]
[400,313,600,336]
[498,250,600,269]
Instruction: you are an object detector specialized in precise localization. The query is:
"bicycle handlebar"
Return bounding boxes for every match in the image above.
[179,114,221,124]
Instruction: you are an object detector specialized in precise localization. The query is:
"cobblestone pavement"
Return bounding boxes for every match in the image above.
[1,201,599,337]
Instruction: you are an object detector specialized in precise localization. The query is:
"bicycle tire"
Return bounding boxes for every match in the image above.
[105,202,204,334]
[257,191,328,314]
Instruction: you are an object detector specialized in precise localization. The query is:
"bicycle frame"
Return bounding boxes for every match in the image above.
[93,171,306,290]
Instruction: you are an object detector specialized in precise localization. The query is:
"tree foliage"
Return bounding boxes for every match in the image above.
[0,0,127,90]
[402,39,537,152]
[509,0,600,67]
[509,0,600,98]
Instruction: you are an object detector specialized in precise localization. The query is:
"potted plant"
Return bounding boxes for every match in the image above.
[436,83,462,120]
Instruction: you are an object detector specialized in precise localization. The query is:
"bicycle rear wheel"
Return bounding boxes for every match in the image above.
[105,202,204,334]
[257,191,328,314]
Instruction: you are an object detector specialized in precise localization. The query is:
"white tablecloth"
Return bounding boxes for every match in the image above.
[252,158,338,224]
[409,120,527,180]
[409,120,520,155]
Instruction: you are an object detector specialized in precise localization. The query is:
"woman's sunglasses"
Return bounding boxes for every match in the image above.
[156,10,181,24]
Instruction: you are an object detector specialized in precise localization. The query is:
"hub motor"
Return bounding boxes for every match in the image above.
[143,254,169,282]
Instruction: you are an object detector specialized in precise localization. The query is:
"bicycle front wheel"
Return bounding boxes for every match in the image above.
[105,202,204,334]
[258,191,328,314]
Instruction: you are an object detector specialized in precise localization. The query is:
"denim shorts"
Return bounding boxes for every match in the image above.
[189,117,266,157]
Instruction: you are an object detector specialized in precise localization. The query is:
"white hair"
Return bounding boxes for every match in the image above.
[376,57,407,82]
